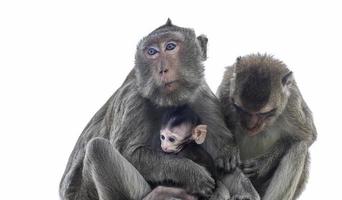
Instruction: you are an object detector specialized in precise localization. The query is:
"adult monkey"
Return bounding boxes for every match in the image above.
[60,20,257,200]
[217,54,317,200]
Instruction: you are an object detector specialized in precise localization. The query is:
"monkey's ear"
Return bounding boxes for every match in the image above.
[165,18,173,26]
[192,124,207,144]
[236,56,242,63]
[282,71,293,86]
[197,35,208,61]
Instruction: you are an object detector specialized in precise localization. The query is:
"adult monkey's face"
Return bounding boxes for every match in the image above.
[230,55,292,136]
[135,19,208,107]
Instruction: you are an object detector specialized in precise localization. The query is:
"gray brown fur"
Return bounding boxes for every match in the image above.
[217,54,317,200]
[59,20,259,200]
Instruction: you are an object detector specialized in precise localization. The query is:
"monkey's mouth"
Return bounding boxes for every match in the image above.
[162,148,180,154]
[244,123,265,136]
[163,80,179,92]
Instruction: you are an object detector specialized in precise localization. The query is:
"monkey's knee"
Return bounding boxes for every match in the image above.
[84,137,127,173]
[84,138,113,166]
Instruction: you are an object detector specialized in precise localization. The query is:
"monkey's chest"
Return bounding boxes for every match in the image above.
[237,128,282,160]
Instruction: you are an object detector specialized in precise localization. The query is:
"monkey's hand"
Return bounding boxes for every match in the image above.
[240,156,271,179]
[182,162,215,198]
[240,159,259,178]
[143,186,197,200]
[240,147,282,179]
[215,145,239,173]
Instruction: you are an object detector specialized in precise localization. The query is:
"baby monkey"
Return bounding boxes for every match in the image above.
[160,105,208,154]
[159,105,231,200]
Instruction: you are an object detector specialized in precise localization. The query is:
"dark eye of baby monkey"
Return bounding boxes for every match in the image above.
[169,137,176,143]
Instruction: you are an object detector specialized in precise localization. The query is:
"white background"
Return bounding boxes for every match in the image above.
[0,0,341,199]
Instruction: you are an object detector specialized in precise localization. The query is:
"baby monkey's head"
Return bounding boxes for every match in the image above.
[160,105,207,153]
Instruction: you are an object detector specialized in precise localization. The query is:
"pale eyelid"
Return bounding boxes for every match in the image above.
[167,38,182,43]
[165,41,177,46]
[149,46,159,50]
[144,46,160,52]
[259,108,277,116]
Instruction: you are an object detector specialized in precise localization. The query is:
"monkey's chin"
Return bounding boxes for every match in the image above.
[163,149,180,154]
[142,80,200,107]
[163,81,179,93]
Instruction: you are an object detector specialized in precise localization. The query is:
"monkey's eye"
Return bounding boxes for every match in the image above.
[165,42,176,51]
[161,135,165,140]
[168,137,176,143]
[259,108,277,117]
[233,103,247,114]
[147,47,158,55]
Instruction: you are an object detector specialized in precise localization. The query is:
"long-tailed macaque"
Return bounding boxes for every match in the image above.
[217,54,317,200]
[60,20,258,200]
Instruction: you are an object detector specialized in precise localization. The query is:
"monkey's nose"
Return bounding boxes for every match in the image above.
[159,68,169,74]
[246,114,259,129]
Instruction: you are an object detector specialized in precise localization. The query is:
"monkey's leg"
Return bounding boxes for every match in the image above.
[214,168,260,200]
[293,154,310,200]
[262,142,308,200]
[84,138,197,200]
[84,137,151,200]
[209,180,231,200]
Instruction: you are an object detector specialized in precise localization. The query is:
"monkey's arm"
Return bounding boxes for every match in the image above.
[262,142,308,200]
[194,82,238,172]
[240,139,289,179]
[216,66,237,130]
[125,145,215,197]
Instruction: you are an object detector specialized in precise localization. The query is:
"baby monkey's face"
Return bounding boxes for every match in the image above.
[160,123,192,153]
[160,123,208,153]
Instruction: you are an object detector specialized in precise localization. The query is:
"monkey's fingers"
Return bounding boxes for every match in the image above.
[245,172,257,178]
[198,187,214,199]
[184,195,198,200]
[229,155,237,170]
[163,187,198,200]
[240,160,257,169]
[216,157,231,172]
[222,155,237,173]
[230,194,254,200]
[237,154,242,166]
[147,186,198,200]
[240,160,258,177]
[224,161,232,172]
[216,158,225,169]
[243,167,257,173]
[205,177,216,191]
[198,178,215,198]
[242,166,258,178]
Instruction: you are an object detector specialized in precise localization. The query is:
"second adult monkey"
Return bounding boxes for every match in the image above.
[217,54,317,200]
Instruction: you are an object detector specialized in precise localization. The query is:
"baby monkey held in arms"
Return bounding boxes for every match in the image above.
[160,105,215,178]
